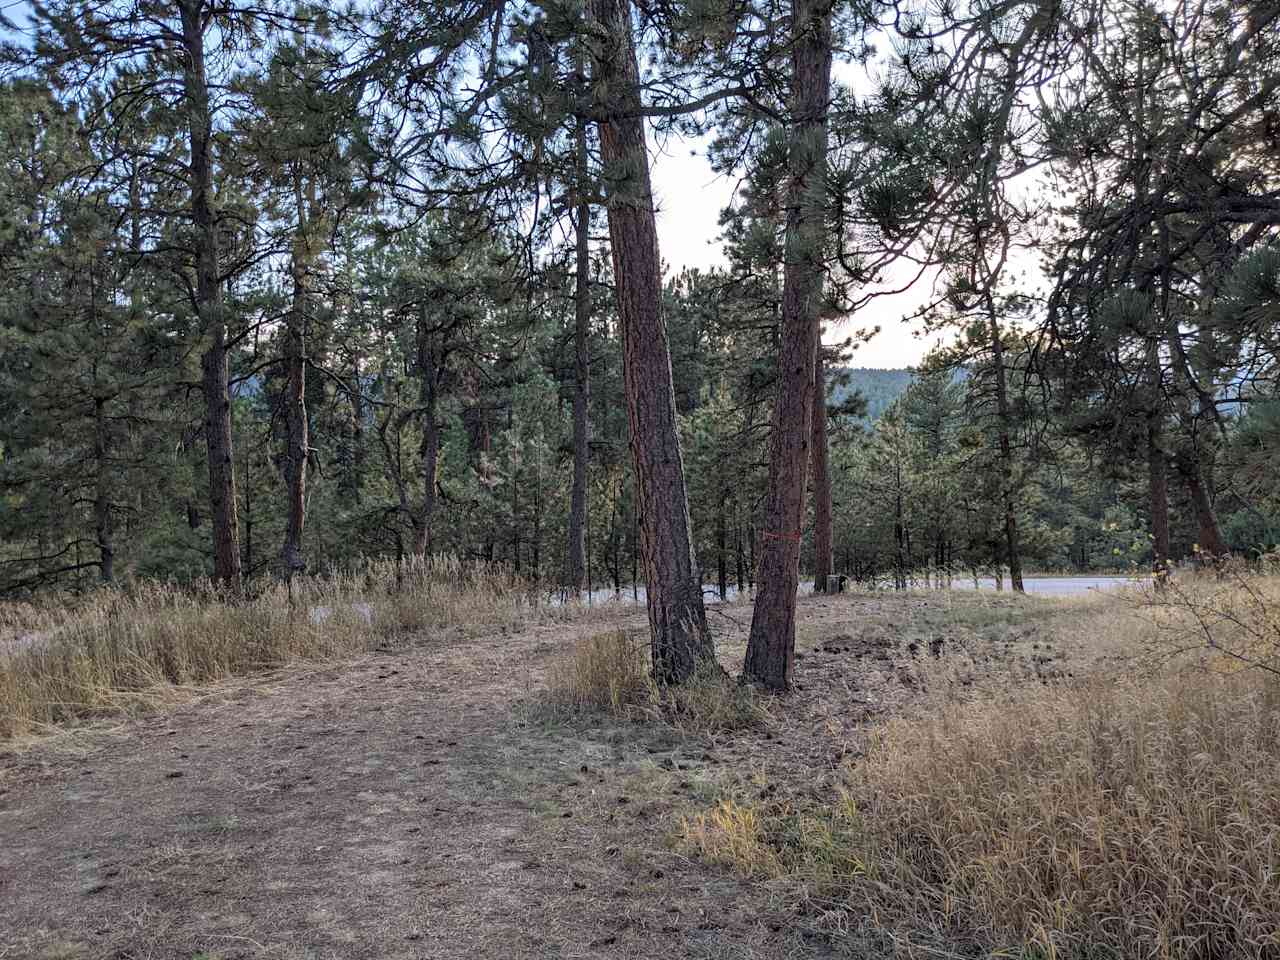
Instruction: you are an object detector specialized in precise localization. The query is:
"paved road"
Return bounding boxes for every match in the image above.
[560,575,1137,608]
[955,575,1140,596]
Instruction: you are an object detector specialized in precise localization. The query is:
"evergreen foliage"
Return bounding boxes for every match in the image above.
[0,0,1274,601]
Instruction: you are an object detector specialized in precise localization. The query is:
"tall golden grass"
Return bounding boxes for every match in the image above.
[0,556,549,739]
[538,630,771,734]
[684,571,1280,959]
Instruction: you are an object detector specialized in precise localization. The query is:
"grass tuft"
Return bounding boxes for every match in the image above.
[539,630,770,734]
[543,629,652,715]
[661,664,773,733]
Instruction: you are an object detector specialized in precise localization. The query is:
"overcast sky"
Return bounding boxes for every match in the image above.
[644,38,966,372]
[649,135,949,369]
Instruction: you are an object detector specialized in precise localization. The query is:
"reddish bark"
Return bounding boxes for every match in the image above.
[810,343,832,592]
[743,0,833,690]
[567,118,591,597]
[182,0,242,591]
[588,0,713,684]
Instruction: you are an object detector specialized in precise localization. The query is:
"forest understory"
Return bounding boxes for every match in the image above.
[4,575,1276,960]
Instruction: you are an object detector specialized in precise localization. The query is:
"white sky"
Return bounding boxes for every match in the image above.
[650,137,950,369]
[647,42,959,372]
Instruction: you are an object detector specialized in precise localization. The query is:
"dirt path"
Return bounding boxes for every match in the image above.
[0,612,849,960]
[1,589,1085,960]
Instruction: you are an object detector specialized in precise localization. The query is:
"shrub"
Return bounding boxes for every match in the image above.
[1136,554,1280,676]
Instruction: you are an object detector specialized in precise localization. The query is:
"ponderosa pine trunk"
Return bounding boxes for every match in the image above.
[1143,338,1171,582]
[412,337,442,559]
[810,341,832,593]
[342,353,365,504]
[181,0,242,591]
[1164,310,1229,563]
[1176,449,1229,561]
[412,419,440,558]
[280,173,311,578]
[894,477,907,591]
[587,0,713,685]
[532,448,543,579]
[1148,419,1170,580]
[93,394,114,584]
[717,492,728,601]
[986,293,1024,593]
[743,0,832,691]
[243,441,254,572]
[567,118,591,598]
[735,506,745,593]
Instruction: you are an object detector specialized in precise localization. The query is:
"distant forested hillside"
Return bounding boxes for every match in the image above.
[829,368,974,420]
[831,368,916,420]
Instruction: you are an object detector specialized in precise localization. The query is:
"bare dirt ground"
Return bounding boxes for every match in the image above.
[0,591,1094,960]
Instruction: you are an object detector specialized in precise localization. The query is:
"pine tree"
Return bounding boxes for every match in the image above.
[743,0,834,691]
[585,0,714,685]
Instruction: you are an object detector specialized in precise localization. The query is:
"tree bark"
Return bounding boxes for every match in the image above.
[412,338,442,559]
[810,340,832,592]
[243,440,253,573]
[181,0,242,591]
[716,492,728,601]
[532,446,542,580]
[743,0,832,691]
[281,171,311,578]
[1147,419,1170,580]
[511,458,521,574]
[93,395,114,584]
[1163,289,1229,563]
[342,353,365,504]
[567,118,591,598]
[986,295,1024,593]
[894,471,906,591]
[587,0,713,685]
[1176,448,1228,560]
[734,503,745,593]
[412,418,440,559]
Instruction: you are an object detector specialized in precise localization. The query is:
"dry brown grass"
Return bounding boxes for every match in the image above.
[538,629,771,734]
[0,556,574,740]
[1136,556,1280,676]
[542,629,653,715]
[683,573,1280,959]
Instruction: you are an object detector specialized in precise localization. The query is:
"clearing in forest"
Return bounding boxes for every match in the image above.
[2,584,1274,959]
